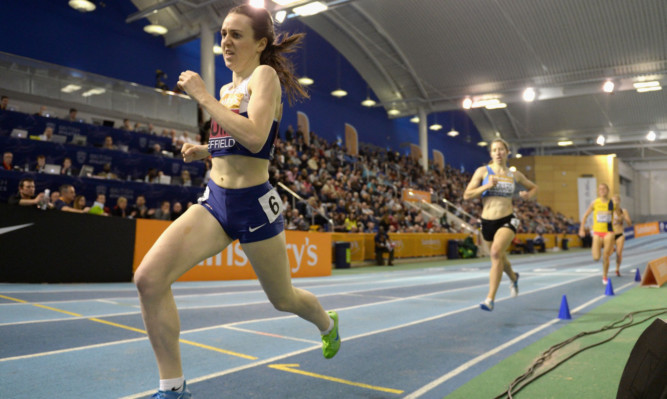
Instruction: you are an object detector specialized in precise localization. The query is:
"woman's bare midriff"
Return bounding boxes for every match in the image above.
[209,155,270,189]
[481,196,514,220]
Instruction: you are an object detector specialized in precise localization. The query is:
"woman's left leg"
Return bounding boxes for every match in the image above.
[241,232,331,330]
[615,236,625,274]
[486,228,516,301]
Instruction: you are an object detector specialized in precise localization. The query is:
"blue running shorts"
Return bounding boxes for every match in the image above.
[198,180,285,243]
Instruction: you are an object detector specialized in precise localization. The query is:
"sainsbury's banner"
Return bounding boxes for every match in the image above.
[634,222,660,238]
[133,220,332,281]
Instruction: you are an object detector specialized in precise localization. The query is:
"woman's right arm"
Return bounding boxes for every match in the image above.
[181,143,210,163]
[579,202,594,236]
[463,167,493,200]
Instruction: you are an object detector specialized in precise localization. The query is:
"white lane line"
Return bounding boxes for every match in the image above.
[402,281,637,399]
[0,337,147,363]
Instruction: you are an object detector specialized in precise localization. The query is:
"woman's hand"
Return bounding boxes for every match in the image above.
[177,71,208,103]
[181,143,209,163]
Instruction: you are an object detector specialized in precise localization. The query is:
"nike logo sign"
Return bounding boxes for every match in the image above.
[0,223,34,236]
[248,223,267,233]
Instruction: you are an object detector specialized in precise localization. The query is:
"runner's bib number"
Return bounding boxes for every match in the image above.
[258,188,283,223]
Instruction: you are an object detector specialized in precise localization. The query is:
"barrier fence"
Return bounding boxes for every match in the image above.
[2,202,665,283]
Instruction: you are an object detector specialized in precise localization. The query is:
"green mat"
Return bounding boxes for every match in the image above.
[446,285,667,399]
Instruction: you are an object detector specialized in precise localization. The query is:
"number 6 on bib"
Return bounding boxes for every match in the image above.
[258,188,284,223]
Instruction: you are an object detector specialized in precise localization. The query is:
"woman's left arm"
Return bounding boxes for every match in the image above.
[178,66,280,153]
[516,171,538,200]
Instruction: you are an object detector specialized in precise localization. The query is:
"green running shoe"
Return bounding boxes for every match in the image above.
[322,311,340,359]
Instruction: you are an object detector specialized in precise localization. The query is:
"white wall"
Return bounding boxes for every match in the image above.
[630,160,667,221]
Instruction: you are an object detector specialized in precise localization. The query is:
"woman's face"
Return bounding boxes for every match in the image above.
[489,142,508,164]
[220,13,265,71]
[598,184,609,198]
[77,197,86,207]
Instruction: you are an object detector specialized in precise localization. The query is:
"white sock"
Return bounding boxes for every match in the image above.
[320,316,335,335]
[159,376,185,392]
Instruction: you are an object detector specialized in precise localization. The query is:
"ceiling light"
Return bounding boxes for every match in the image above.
[293,1,328,16]
[633,81,660,89]
[275,10,287,23]
[249,0,265,8]
[558,140,573,146]
[61,84,82,93]
[462,97,472,109]
[515,153,522,158]
[388,108,400,116]
[410,116,420,123]
[522,87,536,102]
[447,129,459,137]
[361,97,376,107]
[69,0,96,12]
[272,0,303,5]
[472,98,500,108]
[634,81,662,92]
[297,76,314,86]
[477,141,488,147]
[636,86,662,93]
[509,166,517,172]
[144,24,168,35]
[647,131,657,141]
[82,88,106,97]
[213,45,222,55]
[485,102,507,109]
[429,123,443,131]
[596,134,605,146]
[331,89,347,97]
[602,80,614,93]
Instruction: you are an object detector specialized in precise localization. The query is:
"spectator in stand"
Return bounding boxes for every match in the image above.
[3,151,16,171]
[73,195,87,211]
[54,184,89,213]
[103,135,118,151]
[130,195,155,219]
[120,118,132,131]
[374,226,394,266]
[35,106,48,116]
[0,95,8,110]
[171,202,184,221]
[34,155,46,173]
[144,168,163,183]
[50,190,60,205]
[60,157,77,176]
[179,170,192,187]
[150,143,163,156]
[96,163,119,180]
[111,196,130,218]
[153,200,171,220]
[92,193,110,215]
[39,126,54,141]
[8,177,46,208]
[66,108,78,122]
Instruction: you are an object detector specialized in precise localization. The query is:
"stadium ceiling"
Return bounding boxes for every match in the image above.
[127,0,667,163]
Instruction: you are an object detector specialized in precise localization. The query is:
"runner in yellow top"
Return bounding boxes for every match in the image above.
[579,183,615,285]
[611,194,632,277]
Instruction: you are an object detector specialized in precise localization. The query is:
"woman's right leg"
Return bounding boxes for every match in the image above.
[134,205,231,379]
[591,234,602,261]
[615,236,625,273]
[486,228,515,301]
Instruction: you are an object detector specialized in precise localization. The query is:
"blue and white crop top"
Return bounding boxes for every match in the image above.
[208,73,279,160]
[481,165,515,198]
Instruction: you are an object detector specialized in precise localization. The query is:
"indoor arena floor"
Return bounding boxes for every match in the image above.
[1,234,665,399]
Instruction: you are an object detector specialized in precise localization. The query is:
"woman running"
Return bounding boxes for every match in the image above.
[134,6,340,398]
[464,138,538,311]
[611,194,632,277]
[579,183,615,285]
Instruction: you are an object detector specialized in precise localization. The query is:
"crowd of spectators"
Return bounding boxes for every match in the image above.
[3,95,576,235]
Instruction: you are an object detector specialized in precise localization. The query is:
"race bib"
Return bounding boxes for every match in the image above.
[258,187,284,223]
[596,212,611,223]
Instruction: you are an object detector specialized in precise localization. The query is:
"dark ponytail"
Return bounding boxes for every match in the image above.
[229,5,309,106]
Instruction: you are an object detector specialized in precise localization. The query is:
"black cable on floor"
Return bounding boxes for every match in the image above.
[493,307,667,399]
